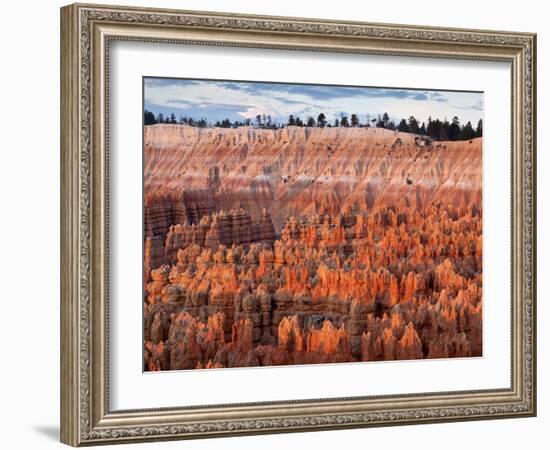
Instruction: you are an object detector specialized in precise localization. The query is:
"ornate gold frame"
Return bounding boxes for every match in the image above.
[60,3,536,446]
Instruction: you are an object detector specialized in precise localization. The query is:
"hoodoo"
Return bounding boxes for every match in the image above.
[143,125,483,371]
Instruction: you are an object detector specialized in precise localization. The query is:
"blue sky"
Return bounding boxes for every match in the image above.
[144,77,483,126]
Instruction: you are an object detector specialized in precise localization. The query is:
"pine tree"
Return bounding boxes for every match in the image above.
[475,119,483,137]
[408,116,419,134]
[397,119,409,132]
[340,115,350,127]
[144,110,156,125]
[317,113,327,128]
[448,116,461,140]
[439,123,449,140]
[459,121,475,140]
[382,112,390,128]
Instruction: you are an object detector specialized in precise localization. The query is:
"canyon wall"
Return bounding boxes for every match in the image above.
[144,125,481,233]
[143,124,482,371]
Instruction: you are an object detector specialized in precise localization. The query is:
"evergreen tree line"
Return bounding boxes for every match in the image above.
[144,110,482,141]
[144,111,210,128]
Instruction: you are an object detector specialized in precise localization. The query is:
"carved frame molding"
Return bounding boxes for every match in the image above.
[60,3,536,446]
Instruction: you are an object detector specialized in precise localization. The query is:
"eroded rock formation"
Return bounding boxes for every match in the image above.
[144,125,481,232]
[143,125,482,370]
[144,204,482,370]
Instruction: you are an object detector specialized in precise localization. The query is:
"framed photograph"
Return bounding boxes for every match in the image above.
[60,3,536,446]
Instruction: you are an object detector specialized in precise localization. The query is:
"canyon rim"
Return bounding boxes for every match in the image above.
[142,78,483,372]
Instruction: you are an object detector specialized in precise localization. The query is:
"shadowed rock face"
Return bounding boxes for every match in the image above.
[143,125,482,371]
[144,208,276,284]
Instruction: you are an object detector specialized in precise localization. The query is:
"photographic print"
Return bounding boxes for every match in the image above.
[143,77,483,372]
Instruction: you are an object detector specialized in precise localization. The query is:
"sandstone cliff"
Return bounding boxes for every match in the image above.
[144,125,481,233]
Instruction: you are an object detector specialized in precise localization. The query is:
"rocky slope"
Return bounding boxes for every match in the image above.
[144,125,481,234]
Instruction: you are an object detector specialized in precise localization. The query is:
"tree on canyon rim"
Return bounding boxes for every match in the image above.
[398,118,409,132]
[340,115,350,127]
[143,108,482,140]
[382,112,390,127]
[144,109,156,125]
[408,116,420,134]
[448,116,462,140]
[475,118,483,137]
[458,121,476,140]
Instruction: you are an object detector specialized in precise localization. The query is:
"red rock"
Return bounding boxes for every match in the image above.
[142,126,483,371]
[278,315,305,353]
[397,323,423,360]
